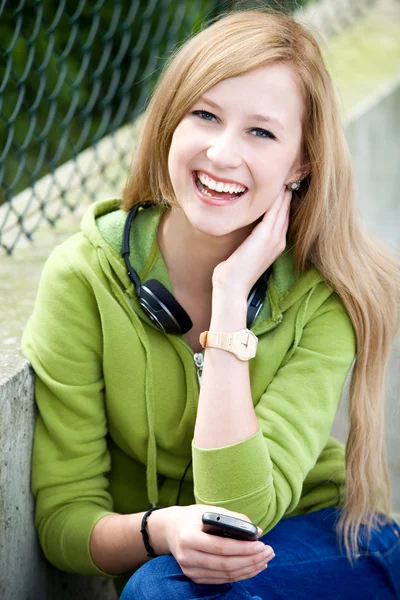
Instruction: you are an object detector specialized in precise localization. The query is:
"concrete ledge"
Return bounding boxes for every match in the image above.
[0,361,118,599]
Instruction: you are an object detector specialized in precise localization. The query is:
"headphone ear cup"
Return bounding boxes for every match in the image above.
[139,279,193,335]
[246,272,269,329]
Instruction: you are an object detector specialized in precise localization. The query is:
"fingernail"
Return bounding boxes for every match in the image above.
[265,551,275,561]
[255,543,265,553]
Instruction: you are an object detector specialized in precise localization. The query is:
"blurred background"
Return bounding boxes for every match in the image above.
[0,1,399,599]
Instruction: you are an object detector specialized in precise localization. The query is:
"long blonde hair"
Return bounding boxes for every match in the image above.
[122,8,400,562]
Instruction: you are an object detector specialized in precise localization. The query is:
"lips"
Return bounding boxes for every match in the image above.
[191,171,248,206]
[195,169,248,190]
[193,171,248,197]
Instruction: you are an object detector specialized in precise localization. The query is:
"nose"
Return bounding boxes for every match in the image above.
[206,131,243,169]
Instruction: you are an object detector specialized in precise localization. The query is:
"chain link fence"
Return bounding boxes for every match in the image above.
[0,0,231,254]
[0,0,376,255]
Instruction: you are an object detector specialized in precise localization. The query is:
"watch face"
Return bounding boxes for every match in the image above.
[234,330,258,360]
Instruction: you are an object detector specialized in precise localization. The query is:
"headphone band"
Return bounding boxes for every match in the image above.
[122,204,271,335]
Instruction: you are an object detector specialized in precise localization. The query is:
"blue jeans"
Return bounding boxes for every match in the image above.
[120,508,400,599]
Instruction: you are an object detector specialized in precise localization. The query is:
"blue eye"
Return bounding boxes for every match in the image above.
[251,128,276,140]
[191,109,276,140]
[192,110,217,122]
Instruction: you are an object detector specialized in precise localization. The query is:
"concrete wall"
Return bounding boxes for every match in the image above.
[346,85,400,249]
[0,363,119,600]
[331,83,400,511]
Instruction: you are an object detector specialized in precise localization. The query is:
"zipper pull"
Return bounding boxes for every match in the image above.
[193,352,204,387]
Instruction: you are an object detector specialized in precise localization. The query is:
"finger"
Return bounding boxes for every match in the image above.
[273,189,292,234]
[266,186,287,217]
[285,208,290,232]
[260,187,290,232]
[183,546,274,573]
[194,531,273,557]
[188,560,269,584]
[273,187,292,217]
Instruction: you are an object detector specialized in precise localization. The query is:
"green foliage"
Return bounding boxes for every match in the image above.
[0,0,218,203]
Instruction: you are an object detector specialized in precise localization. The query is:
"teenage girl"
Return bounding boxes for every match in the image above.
[22,8,400,599]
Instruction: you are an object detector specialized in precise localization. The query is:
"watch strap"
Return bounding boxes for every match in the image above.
[199,330,232,352]
[199,328,258,361]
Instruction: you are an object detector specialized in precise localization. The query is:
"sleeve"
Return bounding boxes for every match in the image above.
[191,290,356,533]
[21,247,119,576]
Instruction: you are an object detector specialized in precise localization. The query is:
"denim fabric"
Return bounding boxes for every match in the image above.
[120,508,400,599]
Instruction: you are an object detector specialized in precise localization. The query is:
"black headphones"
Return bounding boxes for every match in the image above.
[122,203,272,334]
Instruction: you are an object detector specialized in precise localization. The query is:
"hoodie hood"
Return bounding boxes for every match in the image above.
[80,198,326,507]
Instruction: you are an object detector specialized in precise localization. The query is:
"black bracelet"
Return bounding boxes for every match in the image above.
[140,506,164,558]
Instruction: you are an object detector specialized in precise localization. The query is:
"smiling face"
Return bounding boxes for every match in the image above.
[167,62,306,237]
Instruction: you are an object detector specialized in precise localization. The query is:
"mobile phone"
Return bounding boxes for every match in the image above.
[202,512,259,541]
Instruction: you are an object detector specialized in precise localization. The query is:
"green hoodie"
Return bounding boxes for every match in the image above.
[22,198,357,592]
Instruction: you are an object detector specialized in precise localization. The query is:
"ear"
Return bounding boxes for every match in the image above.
[298,157,311,182]
[287,164,310,186]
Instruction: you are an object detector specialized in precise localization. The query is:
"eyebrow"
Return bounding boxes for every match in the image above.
[198,95,285,130]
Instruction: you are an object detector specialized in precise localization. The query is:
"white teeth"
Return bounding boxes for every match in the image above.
[197,171,246,194]
[208,178,216,190]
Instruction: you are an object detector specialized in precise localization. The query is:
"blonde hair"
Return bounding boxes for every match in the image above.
[122,8,400,562]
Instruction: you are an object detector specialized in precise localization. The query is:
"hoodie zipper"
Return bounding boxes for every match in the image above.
[193,352,204,387]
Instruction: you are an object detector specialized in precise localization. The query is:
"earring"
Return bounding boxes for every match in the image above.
[286,181,301,191]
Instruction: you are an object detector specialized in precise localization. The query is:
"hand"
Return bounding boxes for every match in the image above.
[163,504,275,584]
[212,186,292,298]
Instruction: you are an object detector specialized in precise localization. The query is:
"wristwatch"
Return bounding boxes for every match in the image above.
[199,328,258,361]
